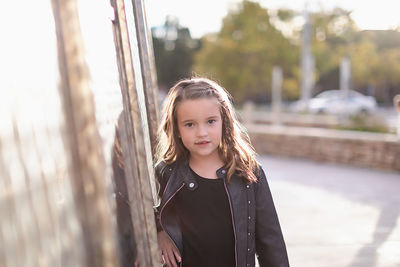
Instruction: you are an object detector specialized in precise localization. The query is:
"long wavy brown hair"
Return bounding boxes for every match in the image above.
[155,77,259,183]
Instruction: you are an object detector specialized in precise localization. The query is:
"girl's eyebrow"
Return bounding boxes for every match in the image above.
[180,115,219,123]
[207,115,219,119]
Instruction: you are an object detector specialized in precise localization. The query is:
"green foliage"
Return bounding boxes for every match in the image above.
[152,1,400,104]
[276,8,295,21]
[300,7,400,103]
[336,114,389,133]
[282,78,300,99]
[193,0,299,103]
[152,17,200,89]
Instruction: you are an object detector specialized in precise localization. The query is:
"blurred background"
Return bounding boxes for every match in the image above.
[146,0,400,266]
[147,0,400,133]
[1,0,399,267]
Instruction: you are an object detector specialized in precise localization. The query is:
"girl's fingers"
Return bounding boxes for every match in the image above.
[165,249,177,267]
[163,250,170,267]
[160,251,164,264]
[157,231,179,267]
[173,248,181,263]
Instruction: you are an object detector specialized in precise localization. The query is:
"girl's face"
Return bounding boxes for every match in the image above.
[176,97,222,162]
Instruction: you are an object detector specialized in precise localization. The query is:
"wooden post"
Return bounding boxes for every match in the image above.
[130,0,160,207]
[132,0,160,150]
[110,0,160,265]
[51,0,118,266]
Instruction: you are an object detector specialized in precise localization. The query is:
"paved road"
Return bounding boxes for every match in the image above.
[259,155,400,267]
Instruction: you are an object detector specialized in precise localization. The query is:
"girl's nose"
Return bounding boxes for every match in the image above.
[197,124,207,137]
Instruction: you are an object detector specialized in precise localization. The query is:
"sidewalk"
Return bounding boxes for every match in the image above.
[259,155,400,267]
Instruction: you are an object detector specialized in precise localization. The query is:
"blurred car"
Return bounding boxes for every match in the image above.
[307,89,377,115]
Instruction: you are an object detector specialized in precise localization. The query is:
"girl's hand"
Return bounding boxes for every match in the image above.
[157,231,181,267]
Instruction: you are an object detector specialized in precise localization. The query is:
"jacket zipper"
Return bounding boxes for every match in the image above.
[223,180,238,267]
[160,182,185,266]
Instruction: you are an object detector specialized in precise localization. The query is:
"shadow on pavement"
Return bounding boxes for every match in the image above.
[348,207,399,267]
[259,154,400,267]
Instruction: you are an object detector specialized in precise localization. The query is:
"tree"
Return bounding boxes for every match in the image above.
[189,1,400,104]
[193,0,299,103]
[352,30,400,103]
[308,9,400,104]
[308,8,357,93]
[152,16,200,90]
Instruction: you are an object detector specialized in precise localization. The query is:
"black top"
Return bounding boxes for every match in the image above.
[174,169,235,267]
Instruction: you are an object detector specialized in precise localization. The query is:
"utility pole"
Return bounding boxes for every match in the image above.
[340,56,351,98]
[300,4,314,109]
[272,66,283,125]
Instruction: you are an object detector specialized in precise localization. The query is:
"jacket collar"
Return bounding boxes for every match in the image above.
[173,160,228,191]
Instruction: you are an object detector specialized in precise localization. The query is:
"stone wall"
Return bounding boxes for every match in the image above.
[248,124,400,172]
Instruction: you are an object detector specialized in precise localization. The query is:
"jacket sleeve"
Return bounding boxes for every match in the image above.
[154,161,166,232]
[254,166,290,267]
[154,161,173,232]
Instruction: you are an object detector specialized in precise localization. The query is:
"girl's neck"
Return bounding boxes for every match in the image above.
[189,153,224,179]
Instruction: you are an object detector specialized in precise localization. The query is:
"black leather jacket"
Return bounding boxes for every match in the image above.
[155,161,289,267]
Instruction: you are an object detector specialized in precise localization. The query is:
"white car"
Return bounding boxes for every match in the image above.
[307,90,377,115]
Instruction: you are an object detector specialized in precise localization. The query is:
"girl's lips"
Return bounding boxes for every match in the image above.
[195,141,210,145]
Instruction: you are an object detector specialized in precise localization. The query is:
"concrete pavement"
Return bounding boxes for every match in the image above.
[259,155,400,267]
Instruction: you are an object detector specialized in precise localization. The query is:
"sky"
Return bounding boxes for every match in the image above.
[146,0,400,38]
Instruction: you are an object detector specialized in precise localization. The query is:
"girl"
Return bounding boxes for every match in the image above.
[154,77,289,267]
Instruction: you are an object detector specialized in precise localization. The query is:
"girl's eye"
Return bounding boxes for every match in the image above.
[185,122,194,127]
[208,119,216,124]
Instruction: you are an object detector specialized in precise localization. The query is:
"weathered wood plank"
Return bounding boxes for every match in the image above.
[51,0,118,266]
[110,0,160,265]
